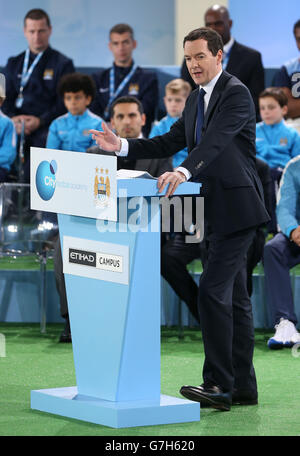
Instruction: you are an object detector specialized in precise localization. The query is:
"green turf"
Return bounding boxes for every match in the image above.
[0,257,54,270]
[0,324,299,436]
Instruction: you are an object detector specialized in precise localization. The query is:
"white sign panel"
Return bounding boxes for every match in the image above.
[30,147,117,221]
[63,236,129,285]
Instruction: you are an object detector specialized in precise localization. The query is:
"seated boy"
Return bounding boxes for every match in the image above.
[47,73,104,152]
[149,79,191,169]
[0,90,17,182]
[256,87,300,169]
[46,73,105,343]
[256,87,300,232]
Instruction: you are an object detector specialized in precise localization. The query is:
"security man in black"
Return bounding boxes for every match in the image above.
[90,23,158,138]
[2,9,75,182]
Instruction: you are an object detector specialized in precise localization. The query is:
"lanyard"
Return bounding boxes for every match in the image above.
[104,64,137,117]
[16,48,43,107]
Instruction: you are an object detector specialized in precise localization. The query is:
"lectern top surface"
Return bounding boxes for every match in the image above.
[117,179,201,197]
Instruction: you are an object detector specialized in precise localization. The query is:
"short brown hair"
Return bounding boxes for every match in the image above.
[183,27,223,56]
[24,9,51,27]
[165,78,191,98]
[110,95,144,118]
[109,24,134,39]
[259,87,288,108]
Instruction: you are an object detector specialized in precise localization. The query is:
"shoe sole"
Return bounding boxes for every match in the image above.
[180,388,231,411]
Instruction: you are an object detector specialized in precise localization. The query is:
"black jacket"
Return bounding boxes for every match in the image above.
[90,63,158,137]
[2,46,75,126]
[127,71,269,235]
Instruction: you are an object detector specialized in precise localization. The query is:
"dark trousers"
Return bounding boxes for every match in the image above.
[0,168,8,182]
[264,233,299,326]
[268,168,283,234]
[161,227,262,326]
[199,227,257,393]
[246,228,266,296]
[161,234,205,323]
[53,235,68,318]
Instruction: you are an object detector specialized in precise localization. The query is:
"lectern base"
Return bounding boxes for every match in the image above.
[31,386,200,428]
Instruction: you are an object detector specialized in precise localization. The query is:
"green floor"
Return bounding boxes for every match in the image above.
[0,324,299,436]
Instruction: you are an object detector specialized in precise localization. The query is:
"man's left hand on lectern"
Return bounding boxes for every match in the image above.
[157,171,187,197]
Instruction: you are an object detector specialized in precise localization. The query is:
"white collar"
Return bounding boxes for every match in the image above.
[223,36,235,55]
[200,69,223,98]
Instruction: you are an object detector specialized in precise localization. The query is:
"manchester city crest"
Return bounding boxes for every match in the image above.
[94,167,111,208]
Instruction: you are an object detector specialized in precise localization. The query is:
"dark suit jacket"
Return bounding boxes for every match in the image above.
[181,41,265,119]
[127,71,270,235]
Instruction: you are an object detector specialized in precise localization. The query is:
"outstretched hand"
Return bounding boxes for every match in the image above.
[89,122,121,152]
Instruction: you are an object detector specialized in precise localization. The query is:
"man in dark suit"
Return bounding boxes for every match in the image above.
[2,8,75,182]
[90,27,269,411]
[181,5,264,120]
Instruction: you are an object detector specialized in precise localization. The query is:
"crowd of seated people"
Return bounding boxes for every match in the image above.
[1,6,300,348]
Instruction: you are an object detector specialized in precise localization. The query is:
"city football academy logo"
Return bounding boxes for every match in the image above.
[36,160,57,201]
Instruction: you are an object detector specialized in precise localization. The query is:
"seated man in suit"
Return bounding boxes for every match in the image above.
[180,4,264,120]
[54,95,172,342]
[108,96,172,175]
[90,23,158,137]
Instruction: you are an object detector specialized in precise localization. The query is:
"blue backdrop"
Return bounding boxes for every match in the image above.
[1,0,175,67]
[229,0,299,67]
[1,0,299,68]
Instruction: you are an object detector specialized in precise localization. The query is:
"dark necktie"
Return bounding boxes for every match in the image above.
[196,88,206,144]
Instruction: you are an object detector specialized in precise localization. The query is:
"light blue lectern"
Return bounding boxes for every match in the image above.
[31,178,201,428]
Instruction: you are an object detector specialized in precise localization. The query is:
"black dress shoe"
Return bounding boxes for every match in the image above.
[232,390,258,406]
[180,384,232,411]
[59,317,72,343]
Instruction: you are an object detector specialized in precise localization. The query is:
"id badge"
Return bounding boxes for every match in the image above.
[15,94,24,108]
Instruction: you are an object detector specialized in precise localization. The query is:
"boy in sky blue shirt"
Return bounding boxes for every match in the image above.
[0,96,17,182]
[256,87,300,233]
[256,87,300,170]
[149,79,191,169]
[47,73,104,152]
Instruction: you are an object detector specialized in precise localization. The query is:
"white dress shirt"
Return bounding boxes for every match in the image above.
[117,69,223,181]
